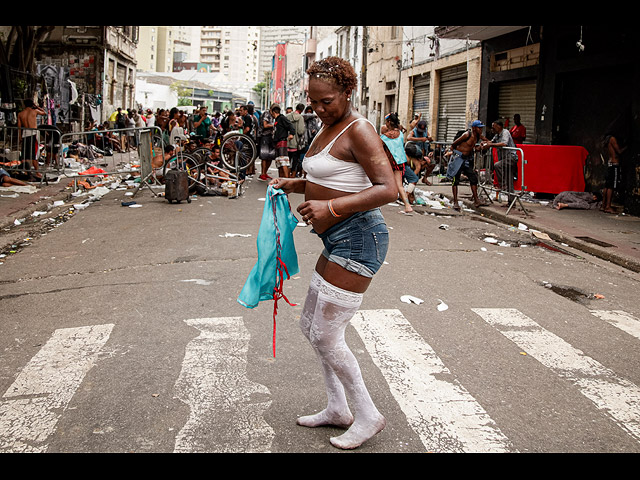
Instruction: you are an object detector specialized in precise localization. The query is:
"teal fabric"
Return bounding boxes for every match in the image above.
[380,133,407,165]
[237,185,300,309]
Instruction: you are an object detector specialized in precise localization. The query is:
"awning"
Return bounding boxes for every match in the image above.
[434,26,527,41]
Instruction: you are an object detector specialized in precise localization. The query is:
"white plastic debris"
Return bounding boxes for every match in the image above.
[400,295,424,305]
[436,299,449,311]
[483,237,498,244]
[518,222,529,231]
[181,279,212,286]
[219,232,251,238]
[89,186,111,200]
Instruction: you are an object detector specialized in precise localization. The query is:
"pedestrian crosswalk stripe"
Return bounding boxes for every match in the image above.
[472,308,640,443]
[0,324,114,453]
[352,309,515,453]
[589,310,640,341]
[173,317,274,453]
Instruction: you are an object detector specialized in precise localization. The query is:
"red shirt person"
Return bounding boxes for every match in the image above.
[509,114,526,144]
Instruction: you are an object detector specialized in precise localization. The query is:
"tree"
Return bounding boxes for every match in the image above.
[0,26,55,73]
[0,26,55,108]
[170,80,193,106]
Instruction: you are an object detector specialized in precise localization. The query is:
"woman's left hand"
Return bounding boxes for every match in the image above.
[297,199,333,233]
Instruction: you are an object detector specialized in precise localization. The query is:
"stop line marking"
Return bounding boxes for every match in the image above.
[0,324,114,453]
[352,309,515,453]
[473,308,640,443]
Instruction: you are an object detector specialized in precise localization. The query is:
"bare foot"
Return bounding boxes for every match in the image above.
[297,409,354,429]
[329,414,386,450]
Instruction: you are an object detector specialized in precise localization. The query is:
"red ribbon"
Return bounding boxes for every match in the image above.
[271,256,296,357]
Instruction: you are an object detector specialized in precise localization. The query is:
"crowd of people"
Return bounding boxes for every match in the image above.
[0,86,626,218]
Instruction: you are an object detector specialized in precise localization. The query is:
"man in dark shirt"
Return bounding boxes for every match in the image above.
[271,105,294,178]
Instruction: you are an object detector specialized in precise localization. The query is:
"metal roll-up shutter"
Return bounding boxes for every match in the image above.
[437,65,467,143]
[497,79,536,143]
[411,74,430,122]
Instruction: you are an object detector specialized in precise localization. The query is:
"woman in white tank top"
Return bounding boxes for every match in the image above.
[269,57,396,450]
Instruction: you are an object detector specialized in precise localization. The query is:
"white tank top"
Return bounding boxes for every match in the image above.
[302,117,374,193]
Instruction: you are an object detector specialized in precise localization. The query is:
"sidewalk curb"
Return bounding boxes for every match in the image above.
[0,186,72,231]
[465,199,640,274]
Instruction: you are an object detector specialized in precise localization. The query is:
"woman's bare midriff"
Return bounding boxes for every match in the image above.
[305,180,355,233]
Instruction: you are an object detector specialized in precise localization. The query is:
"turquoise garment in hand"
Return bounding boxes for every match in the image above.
[237,185,300,309]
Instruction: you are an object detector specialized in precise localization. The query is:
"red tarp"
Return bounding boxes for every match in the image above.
[493,144,588,194]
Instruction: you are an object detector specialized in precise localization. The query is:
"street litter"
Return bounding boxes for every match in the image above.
[0,185,38,194]
[400,295,424,305]
[483,237,498,244]
[88,186,111,200]
[437,299,448,311]
[518,223,529,231]
[530,230,552,241]
[219,232,252,238]
[181,279,212,286]
[439,224,449,230]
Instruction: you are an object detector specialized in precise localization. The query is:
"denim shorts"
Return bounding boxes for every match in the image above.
[315,208,389,278]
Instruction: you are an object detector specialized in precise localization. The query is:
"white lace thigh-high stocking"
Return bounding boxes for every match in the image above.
[304,275,386,449]
[297,271,353,429]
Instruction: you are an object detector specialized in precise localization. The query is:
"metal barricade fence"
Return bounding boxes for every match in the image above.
[1,124,169,190]
[475,145,528,215]
[416,141,528,216]
[1,124,63,179]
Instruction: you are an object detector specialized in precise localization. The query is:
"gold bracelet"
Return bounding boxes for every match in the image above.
[328,199,341,217]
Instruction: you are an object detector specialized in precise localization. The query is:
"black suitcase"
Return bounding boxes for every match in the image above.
[165,170,191,204]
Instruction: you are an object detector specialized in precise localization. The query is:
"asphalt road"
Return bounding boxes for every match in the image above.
[1,174,640,453]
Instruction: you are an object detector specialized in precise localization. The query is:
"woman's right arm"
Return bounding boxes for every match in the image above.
[269,177,306,195]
